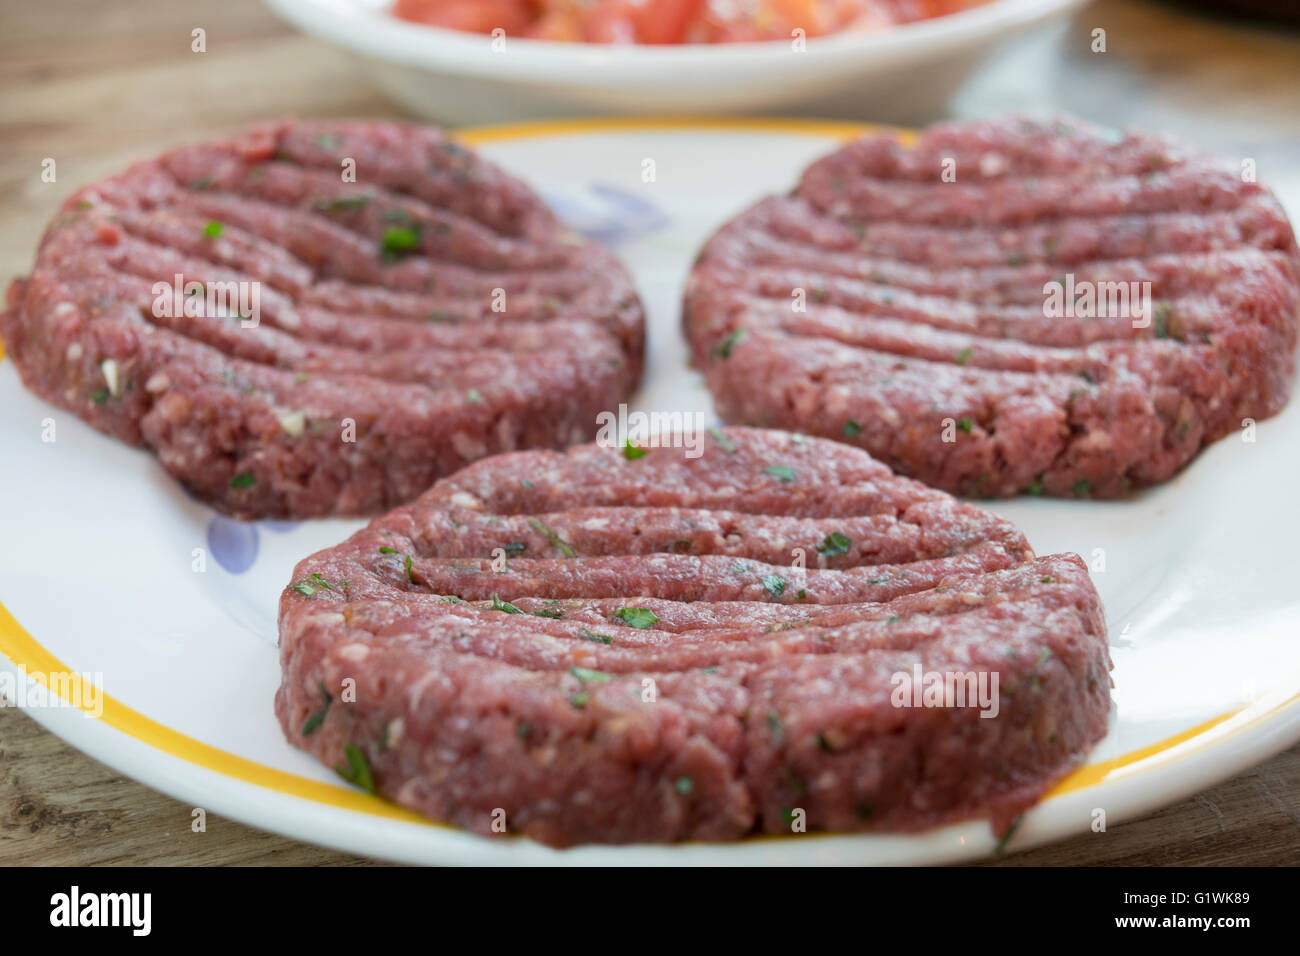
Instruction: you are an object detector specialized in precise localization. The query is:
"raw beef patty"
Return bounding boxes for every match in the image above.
[684,115,1300,498]
[276,427,1111,847]
[0,119,644,518]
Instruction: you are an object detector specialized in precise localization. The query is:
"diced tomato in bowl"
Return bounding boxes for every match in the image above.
[390,0,984,44]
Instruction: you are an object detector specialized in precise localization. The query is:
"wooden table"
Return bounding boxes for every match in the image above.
[1,0,1298,866]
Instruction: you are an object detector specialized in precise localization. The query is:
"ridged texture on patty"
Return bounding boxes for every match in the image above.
[0,119,644,518]
[276,428,1111,847]
[685,116,1300,498]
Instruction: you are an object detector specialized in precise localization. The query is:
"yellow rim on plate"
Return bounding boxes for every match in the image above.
[0,115,1295,837]
[454,115,911,146]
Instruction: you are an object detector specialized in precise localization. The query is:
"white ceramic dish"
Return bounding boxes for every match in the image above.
[2,119,1299,866]
[262,0,1086,124]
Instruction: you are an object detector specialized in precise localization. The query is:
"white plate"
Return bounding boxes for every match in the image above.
[261,0,1085,124]
[2,119,1299,866]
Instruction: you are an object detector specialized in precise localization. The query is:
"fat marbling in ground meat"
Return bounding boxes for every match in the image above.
[276,427,1112,848]
[684,115,1300,498]
[0,119,644,518]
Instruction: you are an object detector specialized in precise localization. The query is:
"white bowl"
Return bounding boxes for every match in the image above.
[263,0,1086,125]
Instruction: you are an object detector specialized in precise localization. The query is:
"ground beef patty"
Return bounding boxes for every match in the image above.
[276,427,1111,848]
[685,116,1300,498]
[0,120,644,518]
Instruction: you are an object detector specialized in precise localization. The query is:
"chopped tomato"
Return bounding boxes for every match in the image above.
[391,0,983,44]
[391,0,539,35]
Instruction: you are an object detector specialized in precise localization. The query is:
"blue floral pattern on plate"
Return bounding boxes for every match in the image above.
[207,517,298,574]
[544,183,670,245]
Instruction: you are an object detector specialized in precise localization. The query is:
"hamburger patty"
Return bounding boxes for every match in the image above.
[276,427,1111,847]
[0,119,644,518]
[684,116,1300,498]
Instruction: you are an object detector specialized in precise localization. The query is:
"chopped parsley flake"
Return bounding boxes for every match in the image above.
[492,594,524,614]
[842,420,863,436]
[764,464,795,482]
[713,328,746,359]
[957,416,973,433]
[707,428,737,453]
[995,815,1023,854]
[817,531,851,558]
[675,776,694,794]
[570,691,592,709]
[302,683,331,736]
[203,220,223,239]
[315,195,371,212]
[956,347,974,365]
[613,607,659,629]
[570,667,613,683]
[334,743,375,793]
[579,628,614,645]
[623,440,646,460]
[440,595,468,605]
[466,387,483,403]
[761,575,787,598]
[528,517,576,558]
[380,226,421,260]
[229,471,256,489]
[1153,303,1172,339]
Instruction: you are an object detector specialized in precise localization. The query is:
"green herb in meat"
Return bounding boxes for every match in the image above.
[334,743,375,793]
[528,517,576,558]
[492,594,524,614]
[707,428,737,453]
[613,607,659,629]
[302,683,331,736]
[817,531,851,557]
